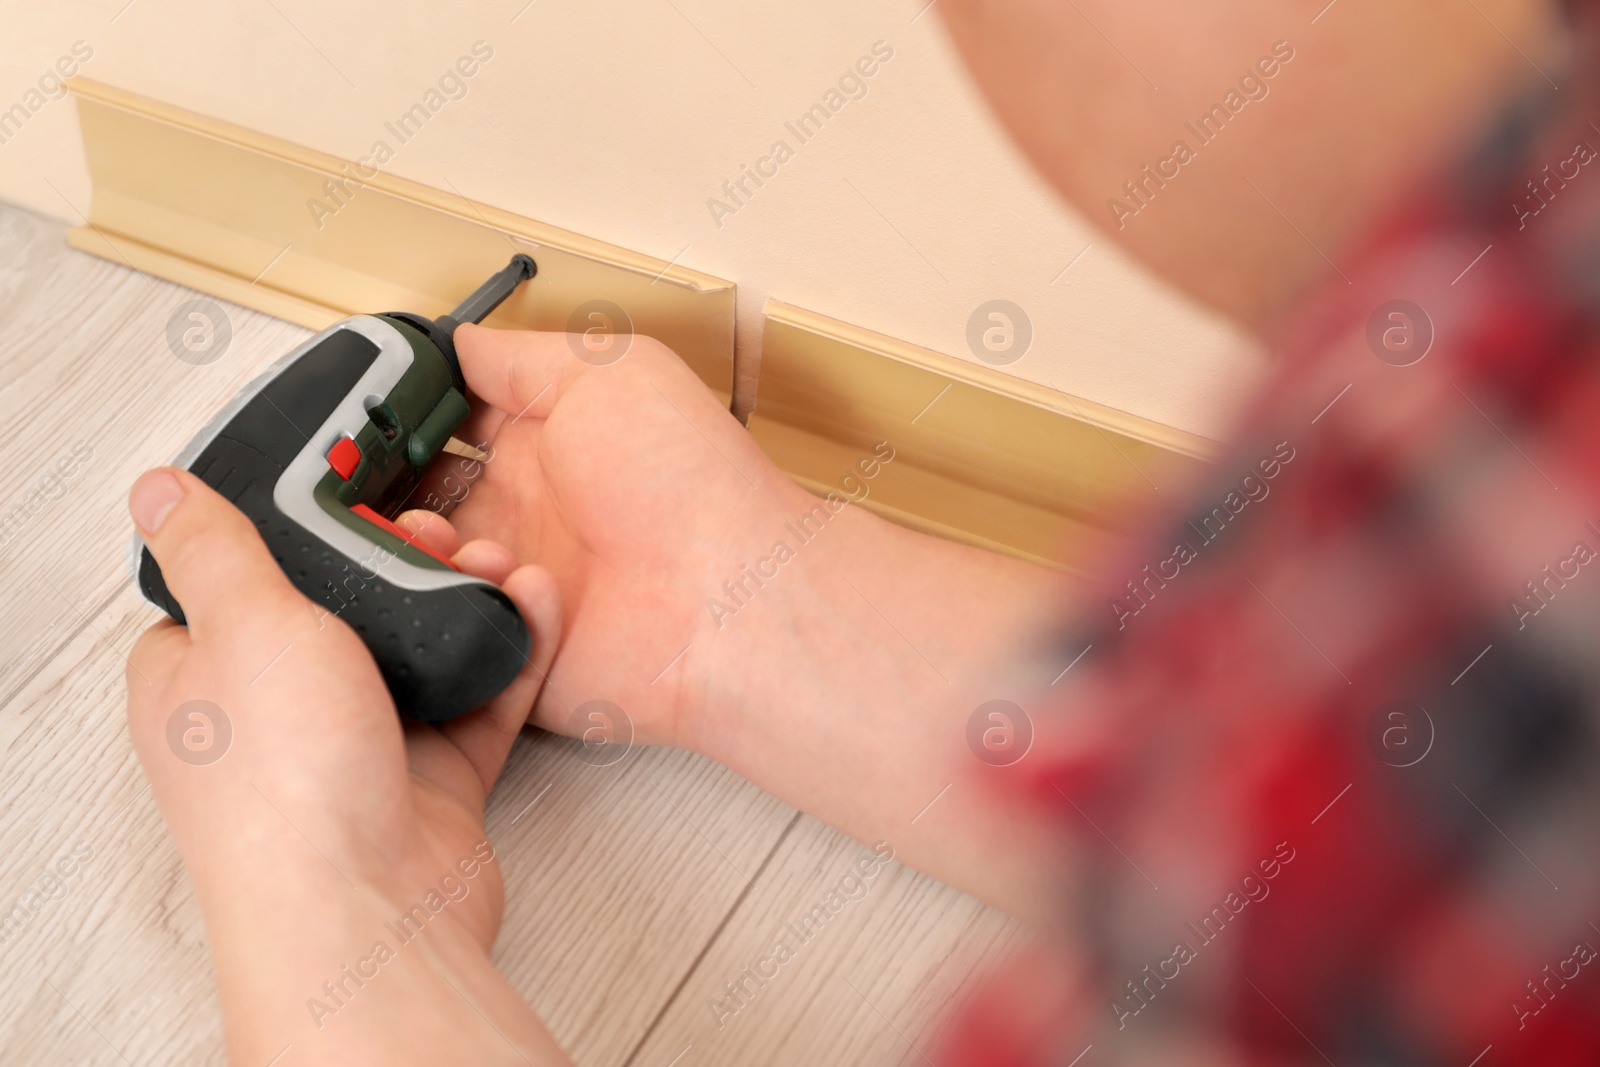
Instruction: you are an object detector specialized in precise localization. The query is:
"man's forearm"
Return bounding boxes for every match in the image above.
[684,499,1073,922]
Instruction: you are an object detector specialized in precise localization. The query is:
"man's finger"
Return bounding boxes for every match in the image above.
[129,468,301,640]
[395,510,463,557]
[452,539,520,586]
[125,620,189,712]
[403,402,505,518]
[456,323,600,421]
[436,563,562,794]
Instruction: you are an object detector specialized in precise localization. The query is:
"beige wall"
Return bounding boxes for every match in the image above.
[1,0,1260,438]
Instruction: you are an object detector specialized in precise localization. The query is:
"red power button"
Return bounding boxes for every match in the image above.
[327,437,361,481]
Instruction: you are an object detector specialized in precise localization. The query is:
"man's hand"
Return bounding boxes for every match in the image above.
[399,325,1071,920]
[397,324,816,754]
[125,467,569,1065]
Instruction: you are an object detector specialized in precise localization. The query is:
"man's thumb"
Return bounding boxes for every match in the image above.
[130,468,299,636]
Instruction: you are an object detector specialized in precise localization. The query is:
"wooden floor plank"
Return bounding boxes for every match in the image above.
[628,817,1026,1067]
[0,205,313,712]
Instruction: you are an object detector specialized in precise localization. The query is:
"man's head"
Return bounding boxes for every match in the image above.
[937,0,1563,333]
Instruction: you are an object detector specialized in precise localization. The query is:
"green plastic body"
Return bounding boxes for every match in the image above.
[312,316,471,569]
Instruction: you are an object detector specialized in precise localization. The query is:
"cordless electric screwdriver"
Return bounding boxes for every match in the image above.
[132,255,539,722]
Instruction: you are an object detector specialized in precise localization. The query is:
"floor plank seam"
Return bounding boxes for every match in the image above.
[615,809,804,1067]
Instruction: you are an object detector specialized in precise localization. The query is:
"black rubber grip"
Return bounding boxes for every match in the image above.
[137,329,531,722]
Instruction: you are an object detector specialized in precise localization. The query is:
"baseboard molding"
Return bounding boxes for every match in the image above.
[65,77,1218,569]
[64,77,736,397]
[749,301,1217,567]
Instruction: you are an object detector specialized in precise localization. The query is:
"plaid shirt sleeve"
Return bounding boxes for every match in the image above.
[944,14,1600,1067]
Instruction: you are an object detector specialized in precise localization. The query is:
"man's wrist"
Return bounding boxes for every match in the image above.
[679,492,1058,760]
[198,856,559,1066]
[169,804,558,1066]
[674,494,893,761]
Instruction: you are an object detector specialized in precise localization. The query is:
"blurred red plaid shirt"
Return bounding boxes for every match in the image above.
[947,8,1600,1066]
